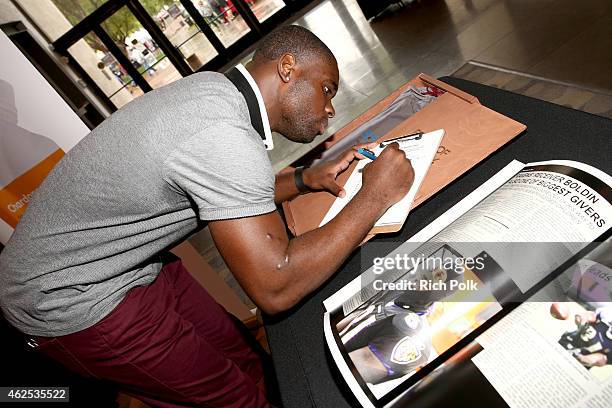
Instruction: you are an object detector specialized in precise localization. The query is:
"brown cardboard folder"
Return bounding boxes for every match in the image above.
[282,73,526,237]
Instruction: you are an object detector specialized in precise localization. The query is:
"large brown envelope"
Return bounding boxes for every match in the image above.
[282,74,526,238]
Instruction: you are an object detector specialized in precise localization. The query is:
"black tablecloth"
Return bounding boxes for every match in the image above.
[264,77,612,408]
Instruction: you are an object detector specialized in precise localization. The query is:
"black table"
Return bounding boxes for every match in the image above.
[264,77,612,408]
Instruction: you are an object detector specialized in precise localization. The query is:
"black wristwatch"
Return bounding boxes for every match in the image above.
[294,166,310,193]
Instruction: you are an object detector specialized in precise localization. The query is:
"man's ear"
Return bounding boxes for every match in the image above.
[277,53,296,83]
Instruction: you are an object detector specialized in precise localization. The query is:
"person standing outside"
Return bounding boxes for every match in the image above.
[196,0,220,29]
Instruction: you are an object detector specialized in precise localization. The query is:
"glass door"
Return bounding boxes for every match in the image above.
[67,31,145,109]
[140,0,223,70]
[248,0,287,23]
[101,5,183,90]
[50,0,310,112]
[189,0,253,47]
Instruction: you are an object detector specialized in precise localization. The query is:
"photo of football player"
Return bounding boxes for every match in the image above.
[551,303,612,368]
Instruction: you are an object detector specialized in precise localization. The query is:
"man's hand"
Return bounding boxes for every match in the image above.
[575,311,597,326]
[273,141,377,204]
[360,142,415,209]
[302,142,378,198]
[575,352,608,368]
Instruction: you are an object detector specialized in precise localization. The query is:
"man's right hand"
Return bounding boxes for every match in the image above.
[360,142,415,208]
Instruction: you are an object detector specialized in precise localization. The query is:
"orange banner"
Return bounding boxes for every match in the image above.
[0,149,64,227]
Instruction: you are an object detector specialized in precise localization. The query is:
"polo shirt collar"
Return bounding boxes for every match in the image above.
[224,64,274,150]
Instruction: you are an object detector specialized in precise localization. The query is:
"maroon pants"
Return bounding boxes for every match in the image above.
[32,258,269,407]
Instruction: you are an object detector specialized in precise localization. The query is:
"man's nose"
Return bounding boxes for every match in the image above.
[326,102,335,119]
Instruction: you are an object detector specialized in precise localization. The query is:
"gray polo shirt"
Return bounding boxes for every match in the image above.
[0,69,276,336]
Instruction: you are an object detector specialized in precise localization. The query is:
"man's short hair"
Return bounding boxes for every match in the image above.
[252,25,335,66]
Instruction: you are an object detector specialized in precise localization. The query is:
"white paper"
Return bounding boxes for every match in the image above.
[319,129,444,228]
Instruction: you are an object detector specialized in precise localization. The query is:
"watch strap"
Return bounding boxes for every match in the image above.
[294,166,309,193]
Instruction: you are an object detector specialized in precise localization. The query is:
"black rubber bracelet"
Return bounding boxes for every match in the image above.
[294,166,310,193]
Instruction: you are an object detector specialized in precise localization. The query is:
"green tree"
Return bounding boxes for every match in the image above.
[51,0,106,50]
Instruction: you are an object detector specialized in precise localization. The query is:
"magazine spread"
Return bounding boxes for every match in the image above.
[323,160,612,408]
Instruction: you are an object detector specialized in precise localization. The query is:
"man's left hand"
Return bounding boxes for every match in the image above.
[303,142,378,197]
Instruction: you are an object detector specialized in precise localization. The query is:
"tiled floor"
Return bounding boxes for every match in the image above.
[453,61,612,119]
[192,0,612,309]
